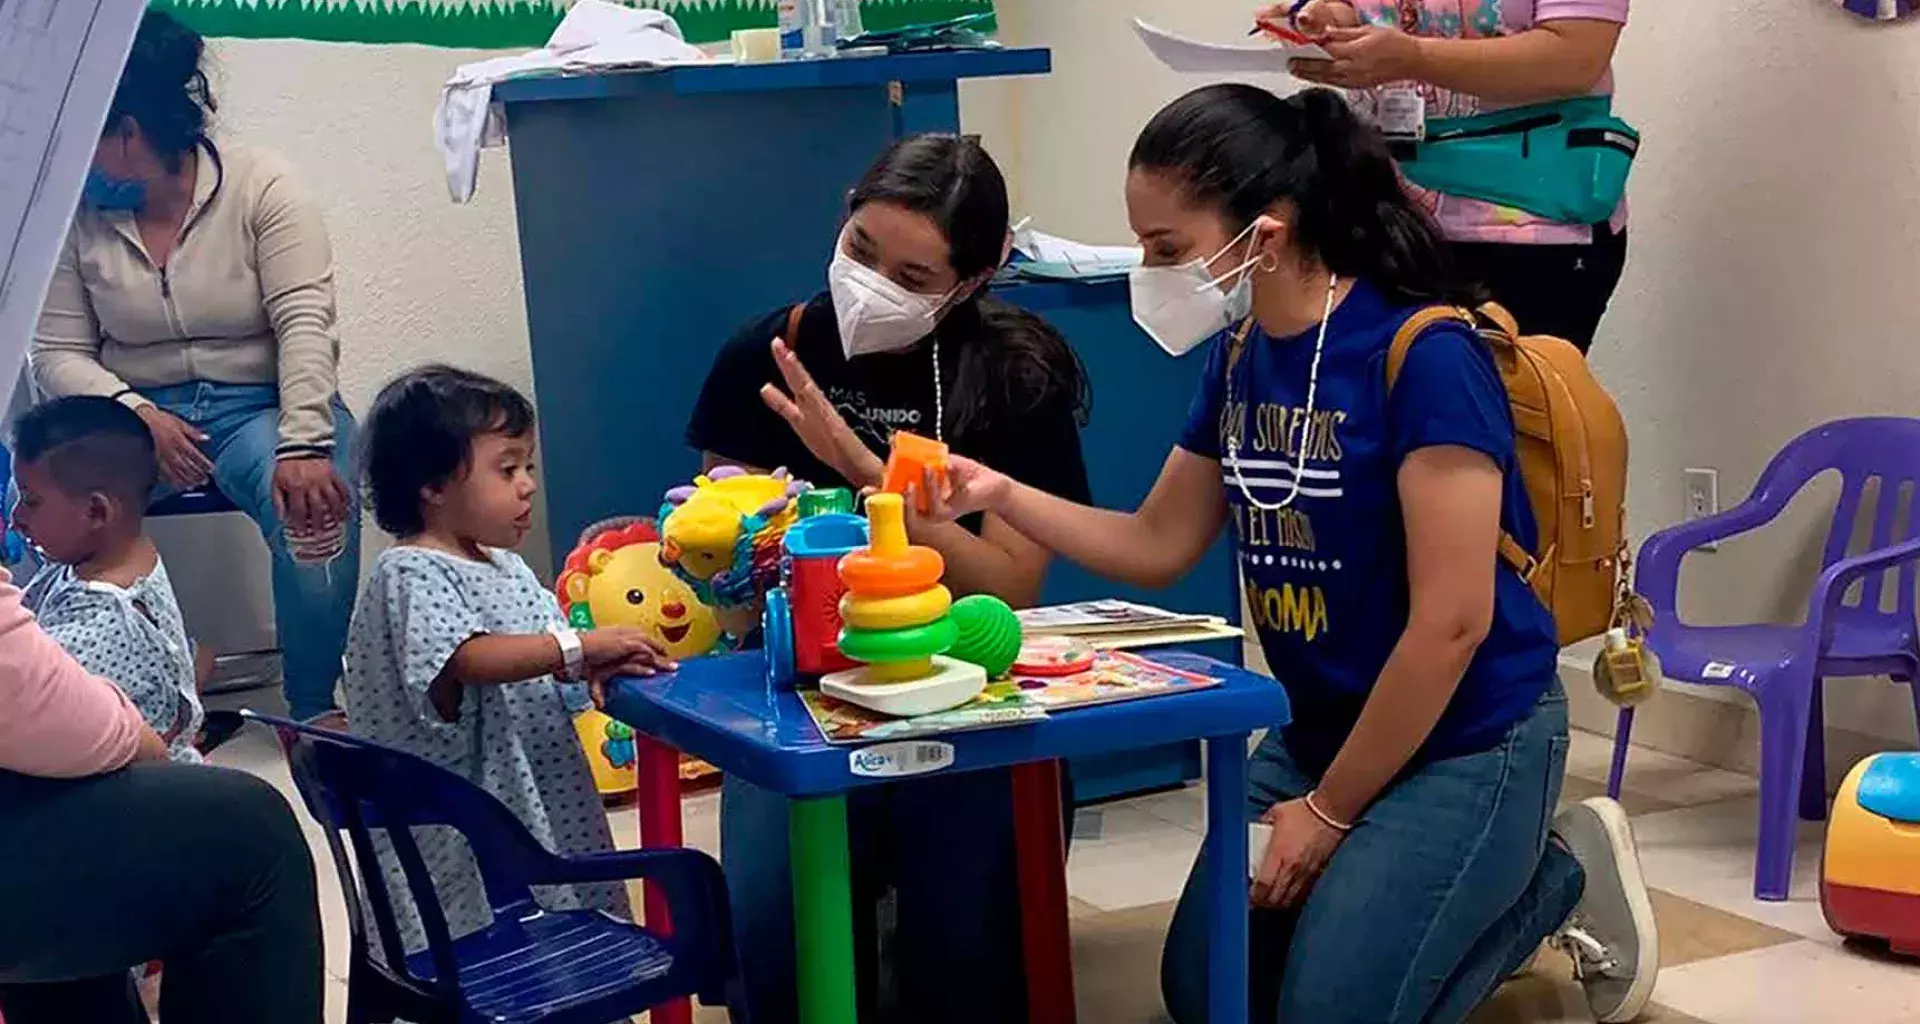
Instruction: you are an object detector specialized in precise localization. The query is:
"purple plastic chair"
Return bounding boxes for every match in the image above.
[1613,418,1920,901]
[243,711,739,1024]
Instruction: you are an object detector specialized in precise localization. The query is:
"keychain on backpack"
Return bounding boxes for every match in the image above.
[1592,560,1662,707]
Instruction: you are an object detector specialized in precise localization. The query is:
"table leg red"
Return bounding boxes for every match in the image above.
[1012,759,1076,1023]
[636,734,693,1024]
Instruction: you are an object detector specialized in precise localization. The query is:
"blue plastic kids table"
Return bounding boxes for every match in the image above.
[603,649,1288,1024]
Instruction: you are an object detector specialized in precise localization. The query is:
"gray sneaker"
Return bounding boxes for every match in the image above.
[1551,797,1659,1023]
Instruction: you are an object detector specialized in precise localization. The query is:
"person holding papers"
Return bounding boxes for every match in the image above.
[1265,0,1632,352]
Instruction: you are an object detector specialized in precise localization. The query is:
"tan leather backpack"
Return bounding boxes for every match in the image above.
[1387,303,1630,645]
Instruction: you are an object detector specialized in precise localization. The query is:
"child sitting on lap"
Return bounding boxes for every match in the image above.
[13,397,202,763]
[347,364,676,953]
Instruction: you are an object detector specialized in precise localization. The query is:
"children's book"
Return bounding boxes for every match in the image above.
[799,650,1221,744]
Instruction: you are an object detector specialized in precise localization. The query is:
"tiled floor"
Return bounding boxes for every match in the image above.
[207,709,1920,1024]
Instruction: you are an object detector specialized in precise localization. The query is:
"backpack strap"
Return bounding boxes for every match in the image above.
[1223,315,1259,378]
[1384,306,1476,390]
[1384,304,1541,582]
[785,303,806,346]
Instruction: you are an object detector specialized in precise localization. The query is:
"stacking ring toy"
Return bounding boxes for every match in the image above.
[838,618,959,680]
[841,585,954,631]
[821,491,988,716]
[838,546,944,599]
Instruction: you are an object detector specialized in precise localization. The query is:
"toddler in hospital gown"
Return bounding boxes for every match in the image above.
[343,545,628,955]
[24,562,202,763]
[10,397,202,762]
[341,364,675,960]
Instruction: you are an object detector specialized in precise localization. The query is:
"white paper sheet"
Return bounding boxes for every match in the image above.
[1011,225,1141,280]
[1133,17,1329,74]
[0,0,147,392]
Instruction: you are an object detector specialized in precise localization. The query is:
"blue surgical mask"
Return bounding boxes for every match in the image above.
[82,169,147,212]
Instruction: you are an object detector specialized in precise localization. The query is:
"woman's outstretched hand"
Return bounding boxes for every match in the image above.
[906,453,1011,524]
[760,338,885,489]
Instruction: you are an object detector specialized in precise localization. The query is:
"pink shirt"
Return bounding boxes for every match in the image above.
[1348,0,1631,244]
[0,570,151,778]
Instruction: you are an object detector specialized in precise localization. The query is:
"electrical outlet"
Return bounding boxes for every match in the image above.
[1685,468,1719,550]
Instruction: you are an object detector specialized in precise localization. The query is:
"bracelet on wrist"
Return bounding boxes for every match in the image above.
[1304,790,1356,833]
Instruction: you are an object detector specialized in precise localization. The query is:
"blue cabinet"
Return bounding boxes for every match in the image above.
[496,51,1049,547]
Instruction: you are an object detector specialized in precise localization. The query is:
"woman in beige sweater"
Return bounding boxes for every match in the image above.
[31,10,358,722]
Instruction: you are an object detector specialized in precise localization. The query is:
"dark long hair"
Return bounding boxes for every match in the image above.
[106,10,215,172]
[847,134,1090,437]
[1130,85,1483,309]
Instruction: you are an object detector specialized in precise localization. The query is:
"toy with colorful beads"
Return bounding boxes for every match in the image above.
[819,492,987,716]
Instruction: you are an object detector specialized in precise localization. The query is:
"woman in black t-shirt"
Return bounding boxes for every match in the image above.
[686,135,1090,1024]
[686,135,1091,605]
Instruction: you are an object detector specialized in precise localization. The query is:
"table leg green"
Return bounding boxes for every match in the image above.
[789,794,858,1023]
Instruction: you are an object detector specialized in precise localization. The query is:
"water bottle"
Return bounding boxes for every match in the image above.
[831,0,864,42]
[778,0,834,58]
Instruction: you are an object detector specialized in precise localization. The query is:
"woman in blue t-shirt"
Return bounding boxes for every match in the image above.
[925,85,1658,1024]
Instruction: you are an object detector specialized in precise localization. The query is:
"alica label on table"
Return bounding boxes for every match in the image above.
[848,741,955,778]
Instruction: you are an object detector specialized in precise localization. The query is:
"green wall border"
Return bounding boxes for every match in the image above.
[154,0,996,50]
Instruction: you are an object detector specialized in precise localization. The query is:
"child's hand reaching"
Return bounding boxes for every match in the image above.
[582,627,678,676]
[580,627,679,709]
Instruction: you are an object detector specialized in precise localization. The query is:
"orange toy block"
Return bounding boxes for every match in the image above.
[881,431,949,514]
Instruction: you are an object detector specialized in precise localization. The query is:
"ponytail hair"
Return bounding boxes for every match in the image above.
[1129,85,1483,309]
[106,10,215,172]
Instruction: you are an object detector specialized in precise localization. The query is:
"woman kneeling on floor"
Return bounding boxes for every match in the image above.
[922,84,1659,1024]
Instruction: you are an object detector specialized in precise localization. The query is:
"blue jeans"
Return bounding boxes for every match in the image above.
[141,382,361,721]
[1162,682,1582,1024]
[720,769,1029,1024]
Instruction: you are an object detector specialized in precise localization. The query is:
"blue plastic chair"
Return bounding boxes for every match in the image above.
[243,711,740,1024]
[1614,418,1920,900]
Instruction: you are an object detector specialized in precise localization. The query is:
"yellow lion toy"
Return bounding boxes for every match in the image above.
[658,466,809,610]
[557,517,722,797]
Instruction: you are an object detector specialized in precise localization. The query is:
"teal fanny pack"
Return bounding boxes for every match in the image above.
[1395,96,1639,225]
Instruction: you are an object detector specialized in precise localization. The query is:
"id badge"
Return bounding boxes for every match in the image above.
[1376,87,1427,143]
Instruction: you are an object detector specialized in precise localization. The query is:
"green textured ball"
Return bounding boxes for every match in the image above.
[947,595,1023,678]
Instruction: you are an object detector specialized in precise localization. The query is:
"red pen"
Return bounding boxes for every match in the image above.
[1251,18,1314,46]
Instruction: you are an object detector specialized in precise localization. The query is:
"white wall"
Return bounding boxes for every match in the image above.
[1599,0,1920,747]
[206,38,543,568]
[200,35,1016,581]
[993,0,1920,753]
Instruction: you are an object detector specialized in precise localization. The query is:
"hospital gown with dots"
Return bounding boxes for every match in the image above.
[342,545,629,955]
[24,559,204,764]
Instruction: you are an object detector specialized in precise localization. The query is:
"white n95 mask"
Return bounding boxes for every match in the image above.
[1129,223,1263,357]
[828,246,956,360]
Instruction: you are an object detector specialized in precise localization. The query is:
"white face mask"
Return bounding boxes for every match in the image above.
[828,241,959,360]
[1128,222,1265,357]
